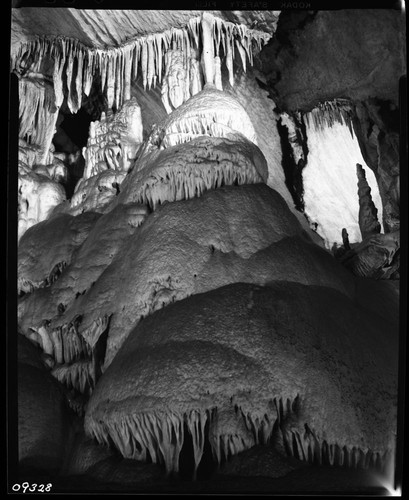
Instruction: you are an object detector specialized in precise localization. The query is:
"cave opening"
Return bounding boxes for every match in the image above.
[52,105,89,199]
[57,106,91,153]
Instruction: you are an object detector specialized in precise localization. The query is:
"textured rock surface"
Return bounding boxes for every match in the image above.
[85,281,398,474]
[18,162,67,240]
[340,231,400,280]
[18,184,355,373]
[116,135,268,210]
[82,98,143,179]
[18,211,101,294]
[260,10,405,111]
[11,9,278,55]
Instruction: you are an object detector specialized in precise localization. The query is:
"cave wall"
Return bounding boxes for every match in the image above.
[259,9,405,233]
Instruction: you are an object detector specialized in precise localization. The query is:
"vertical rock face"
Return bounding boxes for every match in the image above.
[12,8,401,491]
[356,163,381,240]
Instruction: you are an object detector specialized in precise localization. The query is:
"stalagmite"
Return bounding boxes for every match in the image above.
[342,228,351,251]
[356,163,382,239]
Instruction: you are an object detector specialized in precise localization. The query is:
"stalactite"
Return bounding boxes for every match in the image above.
[123,49,132,102]
[108,52,115,105]
[186,410,208,478]
[19,78,59,165]
[115,50,122,110]
[304,99,354,134]
[77,49,84,111]
[52,358,96,394]
[235,39,247,73]
[12,15,271,116]
[86,394,390,477]
[147,38,155,90]
[83,52,93,97]
[129,152,264,211]
[225,39,234,87]
[141,41,148,90]
[100,51,107,93]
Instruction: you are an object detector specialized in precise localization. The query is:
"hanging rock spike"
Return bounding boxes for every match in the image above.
[13,15,272,117]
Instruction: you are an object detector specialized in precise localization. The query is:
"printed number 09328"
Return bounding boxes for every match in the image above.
[12,483,52,493]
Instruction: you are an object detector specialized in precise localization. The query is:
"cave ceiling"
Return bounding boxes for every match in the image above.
[10,8,280,54]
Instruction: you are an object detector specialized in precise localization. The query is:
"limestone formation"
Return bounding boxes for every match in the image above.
[11,7,403,494]
[340,231,400,280]
[18,161,66,241]
[11,12,270,117]
[18,211,101,294]
[82,98,143,179]
[85,282,398,475]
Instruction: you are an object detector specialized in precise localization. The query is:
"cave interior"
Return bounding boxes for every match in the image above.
[9,5,406,495]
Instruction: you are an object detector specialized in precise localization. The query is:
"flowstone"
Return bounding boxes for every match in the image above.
[85,282,398,476]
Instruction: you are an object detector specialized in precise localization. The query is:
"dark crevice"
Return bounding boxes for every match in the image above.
[177,420,218,481]
[276,117,307,212]
[93,316,111,382]
[45,261,67,286]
